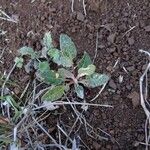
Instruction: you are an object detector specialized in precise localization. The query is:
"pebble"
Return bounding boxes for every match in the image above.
[128,91,140,108]
[127,66,135,71]
[98,44,105,49]
[107,33,116,43]
[92,141,101,150]
[108,47,116,53]
[49,8,56,13]
[71,27,76,33]
[128,37,135,45]
[86,24,94,32]
[77,12,85,22]
[108,79,117,90]
[137,134,144,141]
[126,85,132,90]
[139,20,145,28]
[142,64,147,70]
[144,25,150,32]
[14,87,20,95]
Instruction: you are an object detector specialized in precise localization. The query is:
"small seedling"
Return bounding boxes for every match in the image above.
[17,32,109,101]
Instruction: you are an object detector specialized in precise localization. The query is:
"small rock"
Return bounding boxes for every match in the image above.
[107,33,116,43]
[137,134,144,141]
[117,90,121,94]
[98,44,105,49]
[139,20,145,28]
[126,85,131,90]
[71,27,76,33]
[14,87,20,95]
[41,16,45,21]
[88,33,93,40]
[118,75,123,83]
[101,23,114,31]
[87,24,94,32]
[127,66,135,71]
[128,37,135,45]
[41,0,46,2]
[102,113,106,119]
[118,24,127,31]
[77,12,85,22]
[93,141,101,150]
[109,79,117,90]
[128,91,140,108]
[142,64,147,70]
[106,145,111,149]
[144,25,150,32]
[108,47,116,53]
[124,12,129,17]
[49,8,56,13]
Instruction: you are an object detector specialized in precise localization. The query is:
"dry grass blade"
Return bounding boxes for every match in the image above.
[93,32,99,63]
[33,101,113,111]
[90,82,108,102]
[0,9,18,23]
[0,47,7,63]
[71,0,74,12]
[139,49,150,150]
[82,0,87,16]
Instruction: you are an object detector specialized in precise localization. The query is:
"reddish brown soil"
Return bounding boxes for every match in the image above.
[1,0,150,149]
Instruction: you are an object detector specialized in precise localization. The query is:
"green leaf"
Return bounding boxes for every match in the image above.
[48,48,73,67]
[80,73,109,88]
[42,85,65,101]
[4,96,21,121]
[78,64,96,77]
[43,32,53,49]
[38,61,62,85]
[48,48,61,64]
[19,46,36,59]
[60,34,77,59]
[74,84,84,99]
[14,57,23,68]
[59,55,73,67]
[78,52,92,69]
[58,68,74,79]
[48,48,60,59]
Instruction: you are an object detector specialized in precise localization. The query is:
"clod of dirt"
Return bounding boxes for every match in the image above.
[77,12,85,22]
[108,79,117,90]
[128,37,135,45]
[128,91,140,108]
[144,25,150,32]
[107,33,116,43]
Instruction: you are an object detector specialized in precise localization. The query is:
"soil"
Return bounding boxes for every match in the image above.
[0,0,150,149]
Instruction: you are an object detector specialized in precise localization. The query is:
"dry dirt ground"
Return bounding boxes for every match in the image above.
[0,0,150,149]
